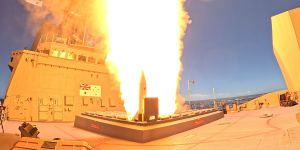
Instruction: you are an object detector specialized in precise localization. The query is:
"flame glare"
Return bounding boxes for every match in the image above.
[104,0,190,119]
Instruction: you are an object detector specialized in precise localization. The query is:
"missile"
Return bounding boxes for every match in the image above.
[133,71,147,121]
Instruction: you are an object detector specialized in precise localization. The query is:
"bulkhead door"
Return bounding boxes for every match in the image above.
[38,97,63,121]
[53,97,63,121]
[63,96,74,121]
[38,97,50,121]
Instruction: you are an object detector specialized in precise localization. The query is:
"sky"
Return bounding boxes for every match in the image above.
[0,0,299,100]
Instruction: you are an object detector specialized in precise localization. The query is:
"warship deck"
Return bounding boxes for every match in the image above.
[1,105,300,150]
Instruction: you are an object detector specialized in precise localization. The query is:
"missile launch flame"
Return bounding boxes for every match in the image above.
[104,0,190,120]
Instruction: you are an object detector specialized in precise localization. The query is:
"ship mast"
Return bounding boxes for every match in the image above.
[213,88,217,109]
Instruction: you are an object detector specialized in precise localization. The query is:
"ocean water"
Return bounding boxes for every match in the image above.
[186,93,266,110]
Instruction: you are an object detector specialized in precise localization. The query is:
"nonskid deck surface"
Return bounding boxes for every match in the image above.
[2,105,300,150]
